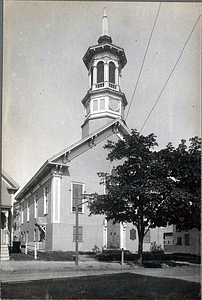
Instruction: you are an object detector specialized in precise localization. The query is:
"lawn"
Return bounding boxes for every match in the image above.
[2,273,200,299]
[10,251,75,261]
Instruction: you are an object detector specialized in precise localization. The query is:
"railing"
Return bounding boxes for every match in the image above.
[94,82,118,90]
[95,82,104,88]
[109,83,117,89]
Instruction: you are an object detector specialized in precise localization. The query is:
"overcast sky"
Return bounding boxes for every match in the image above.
[3,1,201,188]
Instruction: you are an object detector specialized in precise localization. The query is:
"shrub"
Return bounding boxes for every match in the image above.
[150,242,164,253]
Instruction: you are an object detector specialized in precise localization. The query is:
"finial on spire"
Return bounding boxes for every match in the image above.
[102,7,108,36]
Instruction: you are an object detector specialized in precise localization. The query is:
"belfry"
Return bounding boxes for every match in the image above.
[81,8,128,138]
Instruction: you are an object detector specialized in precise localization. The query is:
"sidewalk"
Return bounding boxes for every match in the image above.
[0,256,200,284]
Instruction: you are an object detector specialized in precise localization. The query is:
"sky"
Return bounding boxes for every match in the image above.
[3,1,201,188]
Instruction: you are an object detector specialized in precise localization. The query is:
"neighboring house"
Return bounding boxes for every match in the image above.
[13,201,21,242]
[164,226,200,255]
[1,170,19,260]
[14,10,200,255]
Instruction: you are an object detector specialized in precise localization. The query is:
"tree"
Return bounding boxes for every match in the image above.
[88,130,201,263]
[158,136,201,231]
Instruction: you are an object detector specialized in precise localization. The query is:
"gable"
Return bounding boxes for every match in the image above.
[15,118,130,201]
[50,119,129,165]
[1,170,20,191]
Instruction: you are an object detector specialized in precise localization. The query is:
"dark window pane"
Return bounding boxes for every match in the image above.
[109,62,115,84]
[176,237,182,245]
[72,183,83,212]
[91,67,93,87]
[97,61,104,83]
[185,234,190,246]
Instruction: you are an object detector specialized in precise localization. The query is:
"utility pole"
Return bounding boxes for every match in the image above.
[75,203,79,266]
[75,199,90,266]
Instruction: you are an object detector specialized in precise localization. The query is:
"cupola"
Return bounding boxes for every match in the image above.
[81,8,128,138]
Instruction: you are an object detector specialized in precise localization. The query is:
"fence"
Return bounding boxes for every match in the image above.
[21,241,38,259]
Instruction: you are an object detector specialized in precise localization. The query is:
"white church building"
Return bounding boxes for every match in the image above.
[14,9,200,255]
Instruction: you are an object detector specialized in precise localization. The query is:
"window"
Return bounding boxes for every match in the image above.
[34,229,36,242]
[21,232,25,242]
[73,226,83,242]
[97,61,104,83]
[34,195,38,219]
[143,229,150,243]
[21,208,24,224]
[109,62,115,84]
[163,232,173,238]
[27,201,30,222]
[44,186,49,215]
[22,232,26,241]
[26,231,29,242]
[71,183,84,213]
[91,67,93,87]
[185,234,190,246]
[176,236,182,245]
[130,229,136,240]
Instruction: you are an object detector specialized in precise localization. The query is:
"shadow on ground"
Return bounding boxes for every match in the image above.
[1,272,200,299]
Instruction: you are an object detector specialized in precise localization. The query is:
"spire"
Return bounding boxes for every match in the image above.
[102,7,108,36]
[98,8,112,44]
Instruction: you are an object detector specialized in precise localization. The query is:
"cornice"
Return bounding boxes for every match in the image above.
[83,43,127,70]
[81,88,127,107]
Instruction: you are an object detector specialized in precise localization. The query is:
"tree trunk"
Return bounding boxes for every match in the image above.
[137,204,144,266]
[137,231,144,265]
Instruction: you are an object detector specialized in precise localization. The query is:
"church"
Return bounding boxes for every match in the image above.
[14,9,200,255]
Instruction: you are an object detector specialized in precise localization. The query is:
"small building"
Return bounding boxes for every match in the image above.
[164,225,200,255]
[1,170,19,260]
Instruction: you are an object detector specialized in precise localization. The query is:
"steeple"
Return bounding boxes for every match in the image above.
[98,8,112,44]
[81,9,128,138]
[102,7,108,36]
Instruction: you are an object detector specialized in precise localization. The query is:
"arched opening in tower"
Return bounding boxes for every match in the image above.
[109,62,115,84]
[97,61,104,83]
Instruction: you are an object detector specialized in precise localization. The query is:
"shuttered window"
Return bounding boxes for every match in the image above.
[72,183,84,213]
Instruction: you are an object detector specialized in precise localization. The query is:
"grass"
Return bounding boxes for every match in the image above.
[10,251,75,261]
[2,273,200,299]
[10,250,200,268]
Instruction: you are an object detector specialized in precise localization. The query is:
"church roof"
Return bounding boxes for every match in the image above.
[15,118,130,201]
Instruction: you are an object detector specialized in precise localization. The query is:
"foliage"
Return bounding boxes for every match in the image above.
[88,130,201,260]
[92,245,101,253]
[150,242,164,253]
[157,137,201,231]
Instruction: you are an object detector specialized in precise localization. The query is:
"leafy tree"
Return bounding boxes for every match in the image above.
[88,130,200,263]
[158,136,201,231]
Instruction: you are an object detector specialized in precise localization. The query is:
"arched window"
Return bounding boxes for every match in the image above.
[91,67,93,87]
[97,61,104,83]
[109,62,115,84]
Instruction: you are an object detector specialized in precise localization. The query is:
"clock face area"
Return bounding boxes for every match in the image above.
[109,98,120,112]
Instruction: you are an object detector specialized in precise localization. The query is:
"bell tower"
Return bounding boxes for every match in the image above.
[81,8,128,138]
